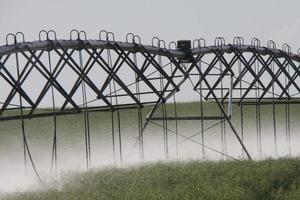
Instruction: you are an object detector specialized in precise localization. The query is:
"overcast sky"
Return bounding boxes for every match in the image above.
[0,0,300,105]
[1,0,300,52]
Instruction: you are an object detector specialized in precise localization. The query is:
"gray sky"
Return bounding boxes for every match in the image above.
[1,0,300,51]
[0,0,300,105]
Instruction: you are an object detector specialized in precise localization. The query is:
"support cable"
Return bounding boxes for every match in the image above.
[12,33,44,184]
[149,120,239,161]
[80,61,174,107]
[177,120,225,146]
[199,59,283,98]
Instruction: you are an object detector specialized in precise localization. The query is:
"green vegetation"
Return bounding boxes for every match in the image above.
[3,158,300,200]
[2,102,300,199]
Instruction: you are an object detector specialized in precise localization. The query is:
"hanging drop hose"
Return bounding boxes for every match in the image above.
[268,41,277,157]
[169,57,179,157]
[157,47,168,159]
[133,52,144,160]
[14,41,44,185]
[107,48,122,165]
[219,60,227,157]
[48,49,58,173]
[107,51,116,163]
[255,58,262,157]
[285,60,291,156]
[238,58,244,157]
[109,73,116,162]
[282,44,292,156]
[271,61,278,156]
[198,60,205,159]
[79,48,91,169]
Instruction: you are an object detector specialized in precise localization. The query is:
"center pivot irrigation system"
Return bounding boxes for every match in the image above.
[1,30,300,182]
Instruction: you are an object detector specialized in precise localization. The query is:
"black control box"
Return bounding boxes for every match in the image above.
[177,40,193,62]
[177,40,191,51]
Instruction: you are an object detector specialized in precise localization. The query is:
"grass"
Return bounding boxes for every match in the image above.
[3,158,300,200]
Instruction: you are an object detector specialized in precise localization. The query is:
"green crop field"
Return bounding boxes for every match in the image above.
[3,159,300,200]
[1,101,300,199]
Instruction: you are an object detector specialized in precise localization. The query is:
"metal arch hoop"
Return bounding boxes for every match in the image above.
[39,30,57,41]
[126,33,140,44]
[134,35,141,44]
[107,32,115,41]
[6,33,16,45]
[151,37,166,48]
[233,36,244,46]
[126,33,135,43]
[251,38,261,47]
[5,32,25,45]
[99,30,108,41]
[193,38,206,49]
[159,39,166,49]
[152,36,160,47]
[78,31,87,41]
[215,37,225,47]
[99,30,115,41]
[282,43,291,54]
[70,29,80,40]
[267,40,276,50]
[48,30,57,41]
[192,39,199,49]
[15,32,25,43]
[199,38,206,47]
[168,41,177,50]
[39,30,48,41]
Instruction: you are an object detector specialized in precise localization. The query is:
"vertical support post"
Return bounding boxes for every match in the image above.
[15,47,27,174]
[133,52,144,161]
[199,66,205,159]
[107,50,116,163]
[111,109,116,162]
[48,49,58,173]
[219,61,227,157]
[117,109,122,165]
[285,63,291,156]
[238,58,244,157]
[158,53,168,159]
[170,61,179,157]
[107,48,122,165]
[194,58,252,160]
[255,60,262,157]
[271,61,277,156]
